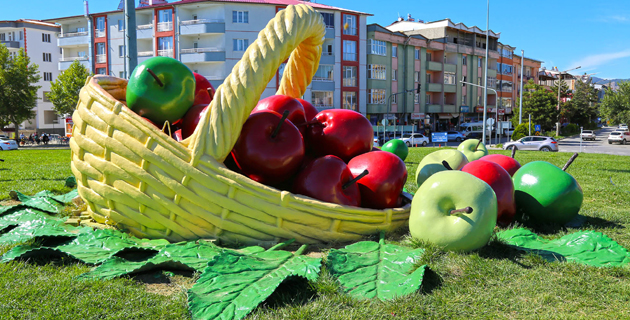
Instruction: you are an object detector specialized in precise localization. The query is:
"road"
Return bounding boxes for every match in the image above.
[558,127,630,156]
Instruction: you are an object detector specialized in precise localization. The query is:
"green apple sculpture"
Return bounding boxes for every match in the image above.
[127,56,196,125]
[513,153,583,225]
[415,149,468,187]
[457,139,488,162]
[381,139,409,161]
[409,170,498,252]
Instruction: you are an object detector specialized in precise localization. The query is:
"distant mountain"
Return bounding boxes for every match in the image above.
[591,77,629,85]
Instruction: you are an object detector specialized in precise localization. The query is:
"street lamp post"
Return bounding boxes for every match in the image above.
[386,84,420,139]
[555,66,581,136]
[461,77,496,142]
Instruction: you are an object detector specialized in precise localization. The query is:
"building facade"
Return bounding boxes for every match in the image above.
[47,0,369,115]
[0,20,63,136]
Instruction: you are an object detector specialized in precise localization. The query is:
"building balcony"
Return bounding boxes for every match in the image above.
[137,51,154,63]
[137,24,153,39]
[427,61,442,71]
[443,104,457,113]
[444,84,456,93]
[158,49,173,57]
[157,21,173,32]
[320,52,334,65]
[180,19,225,35]
[427,83,442,92]
[57,31,89,47]
[426,104,442,113]
[58,56,90,70]
[180,47,225,63]
[311,81,334,91]
[444,63,456,73]
[95,30,106,38]
[1,40,20,49]
[445,43,458,52]
[325,27,334,39]
[487,69,497,78]
[96,54,106,64]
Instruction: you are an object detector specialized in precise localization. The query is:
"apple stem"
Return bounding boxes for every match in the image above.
[475,140,482,151]
[146,68,164,87]
[271,110,290,139]
[450,207,473,215]
[442,160,453,170]
[207,87,214,101]
[562,152,579,171]
[511,146,517,159]
[343,169,369,190]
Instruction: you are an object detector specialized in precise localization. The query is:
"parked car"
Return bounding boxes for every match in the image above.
[399,133,429,147]
[608,131,630,145]
[503,136,558,152]
[445,131,467,142]
[618,124,628,131]
[0,138,19,151]
[580,130,596,141]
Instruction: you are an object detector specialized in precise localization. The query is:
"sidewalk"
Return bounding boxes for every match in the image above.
[16,142,70,150]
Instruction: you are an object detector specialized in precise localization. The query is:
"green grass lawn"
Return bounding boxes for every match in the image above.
[1,148,630,319]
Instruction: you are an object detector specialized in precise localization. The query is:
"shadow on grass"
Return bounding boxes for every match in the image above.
[419,267,443,295]
[475,238,567,268]
[131,269,195,285]
[515,214,625,235]
[258,276,317,310]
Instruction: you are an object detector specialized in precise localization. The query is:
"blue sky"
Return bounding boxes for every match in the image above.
[3,0,629,79]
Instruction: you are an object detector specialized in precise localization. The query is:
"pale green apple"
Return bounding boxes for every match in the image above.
[409,170,497,252]
[457,139,488,162]
[415,149,469,187]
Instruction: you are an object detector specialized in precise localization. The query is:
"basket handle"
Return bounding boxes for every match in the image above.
[185,4,325,163]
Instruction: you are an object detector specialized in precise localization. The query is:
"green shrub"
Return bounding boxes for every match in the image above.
[562,123,580,135]
[511,122,530,141]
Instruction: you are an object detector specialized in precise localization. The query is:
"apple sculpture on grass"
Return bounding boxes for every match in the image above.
[253,95,307,128]
[457,139,488,162]
[297,98,319,122]
[461,160,516,226]
[415,149,468,187]
[292,155,362,207]
[480,154,521,177]
[127,56,196,124]
[409,170,497,252]
[512,153,583,225]
[347,151,407,209]
[306,109,374,162]
[381,139,409,161]
[192,72,215,106]
[232,111,304,187]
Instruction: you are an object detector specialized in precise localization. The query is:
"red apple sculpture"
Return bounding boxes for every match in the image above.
[347,151,407,209]
[232,111,304,186]
[292,155,362,207]
[297,98,319,121]
[480,154,521,177]
[461,160,516,226]
[253,95,307,128]
[193,72,215,106]
[306,109,373,162]
[180,104,209,140]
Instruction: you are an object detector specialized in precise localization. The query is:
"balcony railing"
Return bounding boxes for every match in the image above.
[203,75,223,81]
[137,24,153,30]
[157,22,173,32]
[138,51,153,57]
[95,30,105,38]
[342,27,357,36]
[96,54,106,63]
[180,19,224,25]
[58,31,88,38]
[158,49,173,57]
[180,47,223,54]
[59,56,88,62]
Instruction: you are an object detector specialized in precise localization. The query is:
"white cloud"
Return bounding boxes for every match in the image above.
[569,49,630,70]
[609,15,629,23]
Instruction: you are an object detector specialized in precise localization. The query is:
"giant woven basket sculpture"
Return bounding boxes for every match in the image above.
[70,4,411,245]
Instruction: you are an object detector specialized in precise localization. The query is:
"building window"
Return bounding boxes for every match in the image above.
[0,33,5,41]
[392,69,397,81]
[414,93,419,104]
[320,12,334,29]
[232,11,249,23]
[43,72,53,81]
[501,97,512,108]
[277,62,286,81]
[343,91,357,111]
[43,91,51,102]
[42,33,51,43]
[499,81,513,92]
[313,65,334,81]
[478,57,482,67]
[415,71,421,83]
[499,63,513,75]
[312,91,333,108]
[488,77,497,88]
[342,14,356,36]
[462,95,467,105]
[343,40,356,61]
[426,52,432,62]
[343,66,357,87]
[426,94,431,105]
[233,38,249,52]
[325,44,333,56]
[392,94,397,104]
[96,68,106,75]
[501,48,513,59]
[526,68,531,77]
[444,72,455,85]
[462,56,467,65]
[157,9,173,31]
[392,46,397,58]
[119,45,125,58]
[42,53,52,62]
[158,37,173,56]
[118,19,125,31]
[119,71,124,78]
[367,39,386,56]
[414,49,420,59]
[426,73,431,83]
[367,89,386,104]
[95,17,105,36]
[367,64,386,80]
[19,31,23,40]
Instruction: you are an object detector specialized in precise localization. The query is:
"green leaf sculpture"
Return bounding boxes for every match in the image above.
[497,228,630,267]
[327,235,427,301]
[188,241,321,320]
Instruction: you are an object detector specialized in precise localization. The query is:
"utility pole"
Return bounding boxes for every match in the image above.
[519,50,524,124]
[124,0,138,78]
[482,0,490,145]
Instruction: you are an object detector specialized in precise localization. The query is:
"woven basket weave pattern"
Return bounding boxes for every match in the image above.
[71,5,411,245]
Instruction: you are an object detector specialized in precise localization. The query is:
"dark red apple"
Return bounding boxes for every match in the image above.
[172,129,183,142]
[224,151,241,173]
[180,104,209,139]
[232,111,305,186]
[292,155,361,207]
[480,154,522,177]
[193,72,215,106]
[297,98,318,121]
[461,160,516,226]
[347,151,407,209]
[306,109,374,162]
[253,95,307,127]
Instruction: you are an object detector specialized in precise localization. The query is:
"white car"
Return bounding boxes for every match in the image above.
[619,124,628,131]
[399,133,429,147]
[0,138,18,151]
[580,130,596,141]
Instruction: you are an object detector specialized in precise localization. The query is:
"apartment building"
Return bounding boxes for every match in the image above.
[511,52,542,118]
[0,20,63,136]
[374,17,501,132]
[46,0,370,114]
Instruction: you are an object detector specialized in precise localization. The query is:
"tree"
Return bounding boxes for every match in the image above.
[569,77,599,126]
[514,80,559,132]
[600,81,630,125]
[0,44,41,139]
[48,60,92,116]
